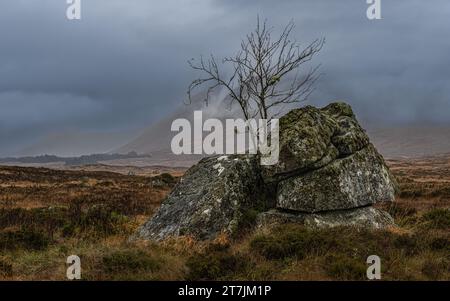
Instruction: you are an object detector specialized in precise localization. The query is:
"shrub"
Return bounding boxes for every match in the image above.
[384,203,417,220]
[421,209,450,229]
[429,237,450,252]
[186,244,249,280]
[102,250,161,274]
[250,225,350,260]
[0,229,50,251]
[421,258,449,280]
[0,259,13,277]
[0,202,130,239]
[61,223,76,237]
[0,207,67,232]
[250,234,297,260]
[159,173,176,184]
[323,254,367,280]
[68,202,127,236]
[232,209,260,238]
[149,173,177,188]
[392,234,421,255]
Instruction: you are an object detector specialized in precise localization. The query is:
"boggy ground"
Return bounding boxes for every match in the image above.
[0,157,448,281]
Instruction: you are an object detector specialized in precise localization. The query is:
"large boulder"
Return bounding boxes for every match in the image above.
[262,102,370,183]
[277,144,396,212]
[137,155,272,241]
[136,101,397,241]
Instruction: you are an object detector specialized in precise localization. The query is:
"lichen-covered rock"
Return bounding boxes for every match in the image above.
[136,102,397,241]
[331,116,370,156]
[262,102,370,183]
[137,154,272,241]
[257,207,395,230]
[277,144,396,212]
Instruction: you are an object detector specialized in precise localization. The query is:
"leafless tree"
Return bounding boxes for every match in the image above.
[187,17,325,122]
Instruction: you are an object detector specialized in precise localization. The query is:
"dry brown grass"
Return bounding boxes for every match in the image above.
[0,156,449,281]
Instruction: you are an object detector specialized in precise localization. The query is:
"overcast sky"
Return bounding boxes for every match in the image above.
[1,0,449,156]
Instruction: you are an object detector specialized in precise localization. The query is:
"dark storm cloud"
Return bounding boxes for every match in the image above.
[1,0,449,155]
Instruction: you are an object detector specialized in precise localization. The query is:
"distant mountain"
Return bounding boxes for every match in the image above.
[9,95,450,163]
[116,95,450,160]
[0,152,150,166]
[115,91,243,156]
[118,115,450,161]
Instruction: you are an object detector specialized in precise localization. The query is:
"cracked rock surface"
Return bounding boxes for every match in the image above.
[137,154,272,240]
[277,144,396,212]
[261,102,371,183]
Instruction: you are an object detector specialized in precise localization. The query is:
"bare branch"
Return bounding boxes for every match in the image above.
[187,17,325,121]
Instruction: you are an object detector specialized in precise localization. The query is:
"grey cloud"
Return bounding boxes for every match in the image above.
[0,0,449,156]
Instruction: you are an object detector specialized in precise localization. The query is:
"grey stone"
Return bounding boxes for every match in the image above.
[332,115,370,156]
[136,102,397,241]
[262,102,371,183]
[257,207,395,230]
[277,144,396,212]
[137,154,272,241]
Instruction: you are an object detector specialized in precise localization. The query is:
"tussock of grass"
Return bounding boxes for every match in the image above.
[383,203,417,226]
[323,254,366,280]
[421,208,450,229]
[0,204,128,239]
[102,250,161,274]
[0,207,67,230]
[159,173,176,185]
[250,225,393,260]
[0,258,13,277]
[185,242,250,280]
[0,229,50,251]
[429,237,450,252]
[421,257,449,280]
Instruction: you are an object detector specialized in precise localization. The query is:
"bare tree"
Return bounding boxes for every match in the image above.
[187,17,325,122]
